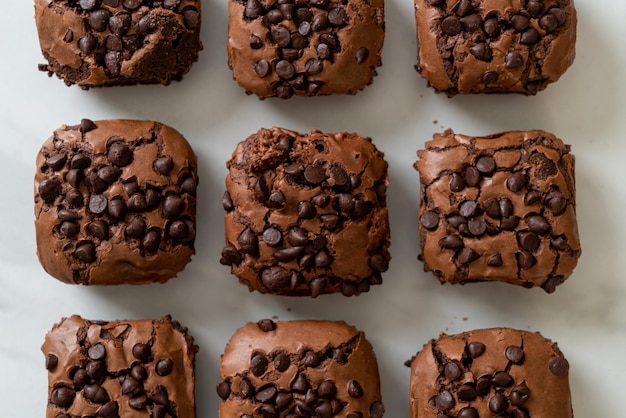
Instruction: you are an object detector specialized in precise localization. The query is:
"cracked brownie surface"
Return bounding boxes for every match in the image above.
[221,127,390,297]
[34,119,198,285]
[227,0,384,98]
[415,130,580,292]
[42,315,198,418]
[35,0,203,88]
[217,319,385,418]
[414,0,577,95]
[408,328,572,418]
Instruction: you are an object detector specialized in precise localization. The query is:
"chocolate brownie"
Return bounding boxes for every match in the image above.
[415,130,581,292]
[227,0,384,98]
[42,315,198,418]
[35,0,203,88]
[220,127,390,297]
[407,328,573,418]
[414,0,577,95]
[217,319,385,418]
[35,119,198,285]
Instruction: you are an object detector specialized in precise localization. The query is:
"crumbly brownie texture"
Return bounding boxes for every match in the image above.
[227,0,384,98]
[217,319,385,418]
[415,130,580,292]
[221,127,390,297]
[42,315,198,418]
[408,328,572,418]
[35,119,198,285]
[35,0,202,88]
[414,0,576,95]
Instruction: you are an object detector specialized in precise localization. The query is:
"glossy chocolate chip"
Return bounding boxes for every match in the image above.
[436,390,455,411]
[517,250,536,269]
[262,266,291,289]
[75,242,96,262]
[487,253,503,267]
[458,407,479,418]
[440,234,464,249]
[457,247,479,264]
[549,8,567,26]
[521,28,541,44]
[420,210,439,229]
[51,387,76,408]
[304,164,326,184]
[163,195,185,218]
[131,364,147,381]
[107,142,132,166]
[470,43,492,61]
[46,353,59,371]
[457,384,477,402]
[256,385,278,403]
[459,200,479,217]
[468,341,485,358]
[347,380,363,398]
[88,343,106,360]
[506,51,524,69]
[132,343,151,362]
[370,401,385,418]
[271,26,291,47]
[518,231,540,251]
[442,16,462,36]
[549,356,569,376]
[39,178,62,203]
[255,60,271,78]
[291,373,310,393]
[483,18,500,37]
[239,378,254,398]
[482,71,499,84]
[489,393,508,413]
[511,14,530,31]
[317,380,337,398]
[506,172,528,192]
[155,358,173,376]
[276,60,296,79]
[355,47,369,64]
[464,166,481,187]
[444,362,462,381]
[510,382,530,406]
[84,384,110,404]
[369,253,389,272]
[183,8,200,29]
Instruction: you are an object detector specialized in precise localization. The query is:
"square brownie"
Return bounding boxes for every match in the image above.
[42,315,197,418]
[415,130,581,292]
[217,319,385,417]
[408,328,573,418]
[414,0,577,95]
[228,0,385,98]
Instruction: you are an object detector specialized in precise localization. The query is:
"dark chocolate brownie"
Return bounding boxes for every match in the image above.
[415,130,581,292]
[221,127,390,297]
[227,0,385,98]
[35,0,203,88]
[218,319,385,418]
[42,315,198,418]
[34,119,198,285]
[414,0,577,95]
[408,328,573,418]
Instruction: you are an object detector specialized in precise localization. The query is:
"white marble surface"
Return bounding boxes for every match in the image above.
[1,1,625,416]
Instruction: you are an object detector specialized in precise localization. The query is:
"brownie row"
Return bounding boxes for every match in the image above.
[34,120,581,294]
[42,316,573,418]
[35,0,576,96]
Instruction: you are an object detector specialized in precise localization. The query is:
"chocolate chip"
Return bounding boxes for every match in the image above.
[317,43,332,60]
[109,13,131,36]
[504,51,524,70]
[468,341,486,358]
[261,266,291,289]
[527,0,544,17]
[319,33,339,51]
[97,401,119,417]
[315,250,331,267]
[526,215,550,234]
[547,196,567,215]
[550,235,568,250]
[80,0,99,10]
[128,393,148,410]
[354,47,370,64]
[107,197,125,220]
[151,156,173,176]
[183,8,200,29]
[510,382,530,406]
[512,408,531,418]
[240,378,254,398]
[162,195,185,218]
[511,14,530,31]
[470,43,492,61]
[518,231,540,251]
[458,407,479,418]
[506,172,528,192]
[482,71,499,84]
[420,210,439,229]
[276,60,296,79]
[311,12,329,30]
[155,358,173,376]
[131,364,147,381]
[549,356,569,376]
[276,392,293,410]
[78,34,98,55]
[75,242,96,262]
[549,7,566,26]
[468,219,486,236]
[89,9,111,32]
[457,247,479,264]
[51,387,76,408]
[84,384,110,404]
[123,0,141,10]
[66,189,84,208]
[346,380,363,398]
[304,164,326,184]
[459,200,479,218]
[39,178,62,204]
[254,59,272,78]
[295,201,315,219]
[500,215,520,230]
[449,383,472,402]
[271,26,291,47]
[72,368,90,388]
[168,219,192,241]
[520,27,541,44]
[436,390,455,411]
[487,253,503,267]
[369,253,389,272]
[440,234,464,250]
[483,17,500,37]
[473,375,491,396]
[88,343,106,361]
[121,375,139,394]
[317,380,337,398]
[244,0,262,18]
[441,16,462,36]
[327,7,347,26]
[108,142,132,167]
[449,172,466,192]
[274,352,291,372]
[517,250,536,269]
[461,14,482,31]
[464,166,481,187]
[256,385,278,403]
[320,214,339,230]
[370,401,385,418]
[444,362,462,381]
[126,216,147,239]
[303,350,321,367]
[127,193,147,212]
[291,373,309,393]
[505,346,525,364]
[274,246,305,262]
[151,385,169,406]
[132,343,151,362]
[45,353,59,371]
[539,13,558,33]
[489,393,508,413]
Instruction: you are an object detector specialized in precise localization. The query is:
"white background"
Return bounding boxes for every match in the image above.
[1,0,625,416]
